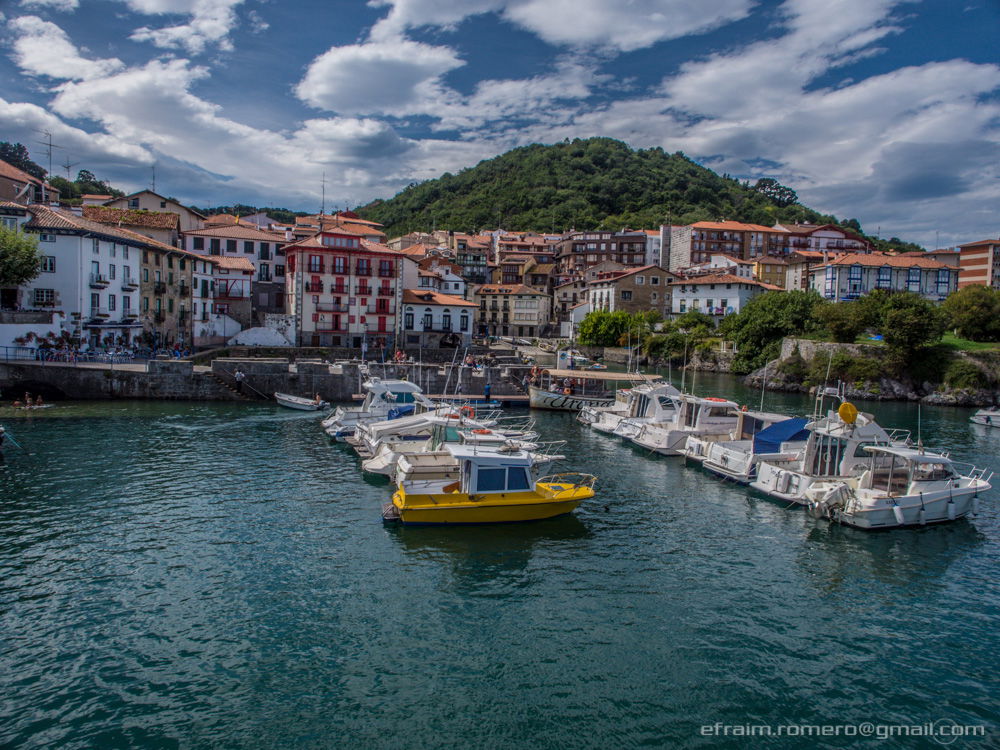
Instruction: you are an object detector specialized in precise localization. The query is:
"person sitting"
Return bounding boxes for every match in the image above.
[313,393,322,405]
[35,396,43,407]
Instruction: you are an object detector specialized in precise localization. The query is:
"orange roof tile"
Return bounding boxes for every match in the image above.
[0,159,55,189]
[211,255,255,272]
[823,252,946,269]
[474,284,548,296]
[402,289,476,306]
[678,273,777,288]
[182,224,287,241]
[82,205,180,230]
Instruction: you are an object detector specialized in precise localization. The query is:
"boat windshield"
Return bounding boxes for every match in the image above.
[912,462,953,481]
[386,391,416,403]
[474,466,532,493]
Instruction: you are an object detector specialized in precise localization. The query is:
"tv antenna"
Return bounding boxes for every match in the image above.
[36,129,65,176]
[61,156,80,179]
[320,171,326,215]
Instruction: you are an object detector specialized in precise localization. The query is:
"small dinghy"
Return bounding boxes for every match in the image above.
[275,392,329,411]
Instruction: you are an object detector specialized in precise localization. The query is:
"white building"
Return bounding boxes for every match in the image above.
[5,204,151,348]
[809,253,958,302]
[671,274,780,318]
[401,289,476,348]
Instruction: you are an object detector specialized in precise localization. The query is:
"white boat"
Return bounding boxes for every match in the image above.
[750,395,910,505]
[529,368,662,412]
[629,394,741,455]
[695,413,810,483]
[322,378,432,439]
[970,407,1000,427]
[805,446,992,529]
[275,392,329,410]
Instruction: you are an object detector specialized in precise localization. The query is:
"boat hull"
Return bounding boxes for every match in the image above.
[275,393,328,411]
[389,482,592,524]
[528,385,613,412]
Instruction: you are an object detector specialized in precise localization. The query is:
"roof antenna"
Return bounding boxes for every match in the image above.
[150,163,156,193]
[320,171,326,215]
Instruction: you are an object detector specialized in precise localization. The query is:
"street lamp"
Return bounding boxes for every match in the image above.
[362,322,369,362]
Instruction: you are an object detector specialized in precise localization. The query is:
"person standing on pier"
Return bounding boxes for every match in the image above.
[234,368,246,394]
[483,382,492,403]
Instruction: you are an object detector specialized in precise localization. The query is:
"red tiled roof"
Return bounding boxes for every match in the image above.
[205,213,244,225]
[402,289,476,306]
[692,220,785,233]
[474,284,548,296]
[211,255,255,272]
[957,238,1000,248]
[679,273,778,289]
[0,159,55,189]
[81,193,113,200]
[182,224,288,241]
[82,205,180,230]
[823,252,946,269]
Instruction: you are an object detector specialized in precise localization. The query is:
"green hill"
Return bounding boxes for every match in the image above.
[357,137,842,237]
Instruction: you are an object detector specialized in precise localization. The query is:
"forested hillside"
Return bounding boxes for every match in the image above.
[357,137,845,236]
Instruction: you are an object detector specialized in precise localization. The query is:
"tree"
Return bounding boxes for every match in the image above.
[941,285,1000,341]
[813,301,867,343]
[879,293,946,356]
[719,290,824,373]
[751,178,798,207]
[0,226,43,287]
[0,142,46,180]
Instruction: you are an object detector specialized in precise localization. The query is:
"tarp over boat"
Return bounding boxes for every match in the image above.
[752,417,809,454]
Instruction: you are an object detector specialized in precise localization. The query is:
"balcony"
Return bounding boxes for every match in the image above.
[355,286,372,296]
[90,307,110,319]
[154,311,166,322]
[215,290,244,301]
[305,281,324,293]
[307,265,325,274]
[122,310,139,319]
[315,323,349,333]
[316,302,349,313]
[331,285,348,295]
[355,268,372,277]
[377,286,395,297]
[178,310,188,322]
[89,273,110,288]
[378,269,394,278]
[153,281,167,295]
[178,282,189,295]
[121,277,139,291]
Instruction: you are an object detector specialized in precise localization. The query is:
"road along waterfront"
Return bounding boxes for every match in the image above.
[0,385,997,747]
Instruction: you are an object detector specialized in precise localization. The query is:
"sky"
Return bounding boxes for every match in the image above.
[0,0,997,247]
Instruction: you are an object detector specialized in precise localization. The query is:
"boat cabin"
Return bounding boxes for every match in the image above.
[447,444,536,495]
[858,446,957,495]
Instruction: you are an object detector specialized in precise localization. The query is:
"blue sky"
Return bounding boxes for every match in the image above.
[0,0,997,247]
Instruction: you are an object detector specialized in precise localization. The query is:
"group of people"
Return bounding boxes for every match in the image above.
[11,392,45,409]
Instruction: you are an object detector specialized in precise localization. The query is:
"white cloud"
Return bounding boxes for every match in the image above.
[368,0,754,52]
[18,0,79,10]
[124,0,248,54]
[9,15,124,80]
[296,39,464,115]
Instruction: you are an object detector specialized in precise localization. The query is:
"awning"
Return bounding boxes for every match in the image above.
[752,417,809,453]
[542,368,661,382]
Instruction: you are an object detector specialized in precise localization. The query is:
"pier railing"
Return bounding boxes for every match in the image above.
[0,345,153,366]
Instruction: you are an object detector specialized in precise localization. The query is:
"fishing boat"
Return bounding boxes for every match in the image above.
[628,394,741,455]
[693,413,810,482]
[275,392,329,411]
[804,446,992,529]
[529,368,662,411]
[381,443,596,524]
[322,378,432,439]
[970,407,1000,427]
[750,395,910,505]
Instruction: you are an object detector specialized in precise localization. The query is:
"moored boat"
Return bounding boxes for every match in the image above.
[805,446,992,529]
[970,407,1000,427]
[382,443,596,524]
[275,392,329,410]
[322,378,432,439]
[629,394,741,455]
[529,368,662,412]
[696,413,810,482]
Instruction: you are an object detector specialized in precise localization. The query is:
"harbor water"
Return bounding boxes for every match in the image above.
[1,375,998,747]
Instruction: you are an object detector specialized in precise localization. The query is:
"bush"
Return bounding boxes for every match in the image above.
[944,359,989,389]
[813,301,866,343]
[804,349,883,386]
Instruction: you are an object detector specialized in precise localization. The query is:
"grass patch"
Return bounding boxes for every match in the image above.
[939,334,1000,352]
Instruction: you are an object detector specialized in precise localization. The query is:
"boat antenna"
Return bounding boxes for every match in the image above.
[759,361,767,412]
[917,402,923,453]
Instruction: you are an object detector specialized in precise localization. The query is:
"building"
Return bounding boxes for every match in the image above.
[754,256,789,288]
[676,254,755,279]
[291,212,387,244]
[671,274,780,318]
[784,250,825,290]
[181,223,290,322]
[139,241,196,349]
[82,205,181,247]
[665,221,789,270]
[0,159,58,205]
[473,284,551,338]
[418,257,467,297]
[104,190,206,232]
[555,230,649,276]
[773,223,874,255]
[957,239,1000,289]
[588,266,673,317]
[452,233,491,285]
[283,229,401,348]
[400,289,476,348]
[810,253,957,301]
[554,278,588,321]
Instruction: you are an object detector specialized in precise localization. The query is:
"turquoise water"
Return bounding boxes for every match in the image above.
[1,382,998,748]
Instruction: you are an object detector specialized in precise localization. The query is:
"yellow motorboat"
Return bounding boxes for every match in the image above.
[382,444,596,525]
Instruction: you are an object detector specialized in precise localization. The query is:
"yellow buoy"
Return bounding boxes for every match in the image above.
[838,401,858,424]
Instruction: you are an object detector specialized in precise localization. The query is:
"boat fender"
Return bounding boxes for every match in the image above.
[892,503,905,526]
[947,498,956,521]
[917,508,926,526]
[472,428,491,435]
[741,405,747,412]
[705,397,727,402]
[972,496,980,517]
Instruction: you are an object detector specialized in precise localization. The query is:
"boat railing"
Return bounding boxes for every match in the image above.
[949,461,994,483]
[885,429,913,445]
[535,472,598,494]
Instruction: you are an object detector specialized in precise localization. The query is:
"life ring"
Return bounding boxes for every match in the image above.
[460,406,475,418]
[705,397,727,402]
[563,388,572,395]
[472,428,491,435]
[741,404,748,412]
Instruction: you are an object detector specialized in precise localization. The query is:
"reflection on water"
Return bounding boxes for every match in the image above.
[0,391,998,748]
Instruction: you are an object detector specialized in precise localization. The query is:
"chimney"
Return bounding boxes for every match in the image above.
[285,229,293,241]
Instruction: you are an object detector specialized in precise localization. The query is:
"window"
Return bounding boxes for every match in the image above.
[167,255,173,269]
[308,255,322,273]
[179,258,186,270]
[128,198,139,208]
[260,243,270,260]
[1,217,16,230]
[41,256,56,272]
[92,238,100,254]
[210,239,220,255]
[507,467,530,491]
[168,272,174,285]
[110,244,116,258]
[123,246,128,260]
[333,257,346,274]
[193,237,204,251]
[244,241,254,254]
[143,297,149,311]
[33,289,55,305]
[160,201,166,208]
[275,264,285,278]
[651,276,660,285]
[91,292,100,310]
[108,295,116,311]
[476,468,507,492]
[109,265,116,280]
[259,263,271,281]
[442,312,451,330]
[404,312,414,329]
[122,296,130,313]
[226,240,237,253]
[621,290,632,300]
[168,298,174,313]
[143,268,149,282]
[636,276,644,285]
[39,234,56,242]
[155,270,161,282]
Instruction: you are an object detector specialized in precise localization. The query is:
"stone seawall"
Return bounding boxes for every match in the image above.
[0,358,532,403]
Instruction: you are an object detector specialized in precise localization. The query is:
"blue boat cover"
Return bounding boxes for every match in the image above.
[387,404,416,420]
[752,417,809,454]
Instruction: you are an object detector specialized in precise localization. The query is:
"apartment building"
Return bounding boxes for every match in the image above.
[401,289,476,348]
[810,253,957,301]
[957,239,1000,289]
[588,266,673,317]
[554,230,649,276]
[473,284,551,338]
[104,190,206,232]
[671,274,780,318]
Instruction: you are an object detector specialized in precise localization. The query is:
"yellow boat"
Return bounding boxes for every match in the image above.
[382,444,596,525]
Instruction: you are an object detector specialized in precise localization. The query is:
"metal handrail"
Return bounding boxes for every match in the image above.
[215,366,270,400]
[535,472,598,490]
